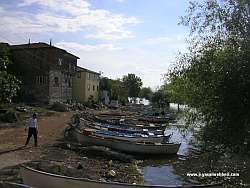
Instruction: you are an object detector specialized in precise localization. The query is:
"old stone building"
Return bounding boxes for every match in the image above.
[73,66,100,102]
[9,42,79,103]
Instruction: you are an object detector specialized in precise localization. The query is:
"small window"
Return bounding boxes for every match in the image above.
[54,77,59,87]
[65,74,68,83]
[42,76,45,84]
[88,73,91,80]
[97,86,99,91]
[58,58,62,66]
[36,76,45,85]
[93,85,95,91]
[72,64,75,71]
[69,79,71,87]
[77,72,81,78]
[88,84,90,91]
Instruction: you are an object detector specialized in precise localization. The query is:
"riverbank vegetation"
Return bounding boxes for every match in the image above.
[166,0,250,154]
[0,44,20,104]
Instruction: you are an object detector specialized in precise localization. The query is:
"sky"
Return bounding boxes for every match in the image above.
[0,0,189,89]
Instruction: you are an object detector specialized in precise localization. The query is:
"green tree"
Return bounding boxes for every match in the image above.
[99,77,113,92]
[0,44,20,104]
[139,87,153,101]
[122,74,142,102]
[167,0,250,152]
[99,77,128,104]
[151,88,169,108]
[110,79,128,104]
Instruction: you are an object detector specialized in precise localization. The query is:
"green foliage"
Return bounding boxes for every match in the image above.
[151,87,170,108]
[167,0,250,152]
[122,74,142,99]
[0,44,20,104]
[100,74,143,104]
[99,77,113,92]
[139,87,153,100]
[99,77,128,104]
[110,79,128,103]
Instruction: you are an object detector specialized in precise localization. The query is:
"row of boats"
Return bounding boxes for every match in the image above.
[68,112,181,155]
[5,111,223,188]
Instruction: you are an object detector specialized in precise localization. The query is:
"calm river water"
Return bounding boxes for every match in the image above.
[142,106,250,187]
[142,117,195,186]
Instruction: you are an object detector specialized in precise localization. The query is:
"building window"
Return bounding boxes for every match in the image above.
[72,64,75,71]
[88,73,91,80]
[69,79,71,87]
[54,77,59,87]
[45,76,48,84]
[38,76,41,84]
[87,84,90,91]
[58,58,62,66]
[93,85,95,91]
[97,86,99,91]
[77,72,81,78]
[64,74,68,83]
[35,75,47,85]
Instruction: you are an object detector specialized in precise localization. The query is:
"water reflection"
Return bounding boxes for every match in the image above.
[142,114,250,187]
[143,116,194,186]
[144,165,184,185]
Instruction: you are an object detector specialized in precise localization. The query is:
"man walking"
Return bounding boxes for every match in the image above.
[25,113,38,147]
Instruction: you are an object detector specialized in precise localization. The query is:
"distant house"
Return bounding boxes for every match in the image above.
[73,66,100,103]
[9,42,79,104]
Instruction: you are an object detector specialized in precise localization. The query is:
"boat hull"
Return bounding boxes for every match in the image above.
[73,129,180,155]
[94,117,167,131]
[0,181,31,188]
[81,126,169,143]
[20,166,223,188]
[81,118,165,135]
[94,131,166,143]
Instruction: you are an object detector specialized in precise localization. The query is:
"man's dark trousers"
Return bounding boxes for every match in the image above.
[25,127,37,146]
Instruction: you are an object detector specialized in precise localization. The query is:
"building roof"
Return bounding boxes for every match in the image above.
[10,42,80,59]
[77,66,100,75]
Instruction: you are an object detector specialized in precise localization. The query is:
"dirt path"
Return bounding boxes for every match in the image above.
[0,111,73,169]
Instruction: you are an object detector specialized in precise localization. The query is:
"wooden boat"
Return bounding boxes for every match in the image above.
[80,118,165,135]
[138,116,172,124]
[20,166,223,188]
[0,181,32,188]
[95,114,174,126]
[80,127,171,143]
[93,117,167,132]
[77,120,169,143]
[72,128,180,155]
[78,112,169,130]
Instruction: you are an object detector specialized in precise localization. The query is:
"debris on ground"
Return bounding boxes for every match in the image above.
[15,106,27,112]
[0,111,19,123]
[51,102,69,112]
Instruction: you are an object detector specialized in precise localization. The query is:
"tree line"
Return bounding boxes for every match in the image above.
[100,74,170,107]
[164,0,250,153]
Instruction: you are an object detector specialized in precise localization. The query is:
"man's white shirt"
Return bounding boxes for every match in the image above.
[26,118,38,129]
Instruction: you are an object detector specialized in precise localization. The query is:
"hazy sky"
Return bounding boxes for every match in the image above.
[0,0,189,89]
